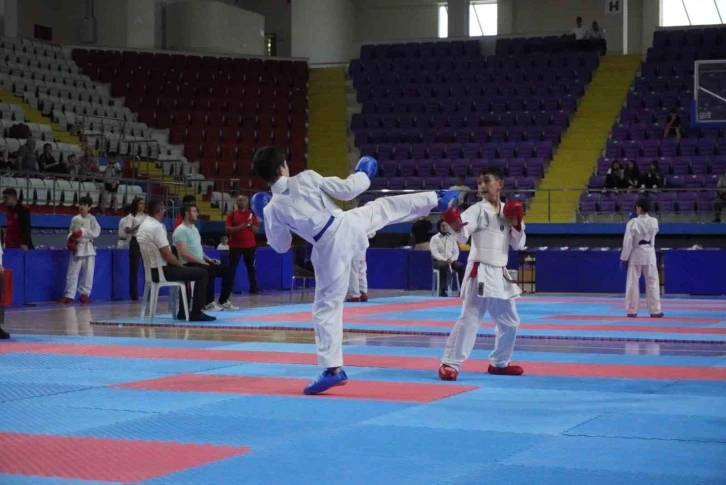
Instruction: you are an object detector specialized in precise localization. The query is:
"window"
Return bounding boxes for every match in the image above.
[438,1,498,39]
[661,0,726,27]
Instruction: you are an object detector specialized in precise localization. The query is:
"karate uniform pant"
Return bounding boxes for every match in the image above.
[347,253,368,298]
[64,255,95,298]
[312,191,437,369]
[625,263,662,315]
[441,277,520,369]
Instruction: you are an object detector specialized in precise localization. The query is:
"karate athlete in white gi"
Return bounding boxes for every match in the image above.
[620,197,663,318]
[346,232,375,302]
[251,147,460,394]
[60,195,101,304]
[438,168,527,381]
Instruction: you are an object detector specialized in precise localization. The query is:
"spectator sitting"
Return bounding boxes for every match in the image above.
[588,21,607,54]
[663,109,682,140]
[217,235,230,250]
[449,176,472,206]
[15,137,38,172]
[624,160,640,189]
[102,160,121,211]
[409,217,433,250]
[38,143,67,174]
[75,147,99,178]
[714,169,726,223]
[430,220,465,297]
[642,161,663,189]
[605,161,628,190]
[66,154,79,175]
[173,195,197,230]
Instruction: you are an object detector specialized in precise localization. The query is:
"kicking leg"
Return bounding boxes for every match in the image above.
[352,192,438,234]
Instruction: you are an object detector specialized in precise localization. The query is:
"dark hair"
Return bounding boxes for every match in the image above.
[576,16,582,21]
[252,147,286,183]
[2,188,17,197]
[182,195,196,204]
[43,143,52,150]
[147,199,165,216]
[130,196,144,215]
[181,203,197,217]
[438,220,448,232]
[478,167,504,180]
[78,195,93,206]
[636,197,650,213]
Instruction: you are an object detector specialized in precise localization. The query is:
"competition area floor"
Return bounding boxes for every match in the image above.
[1,291,725,484]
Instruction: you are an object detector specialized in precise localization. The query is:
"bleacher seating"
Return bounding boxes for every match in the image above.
[72,48,309,188]
[348,37,600,206]
[581,26,726,222]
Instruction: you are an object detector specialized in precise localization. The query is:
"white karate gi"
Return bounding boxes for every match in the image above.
[348,232,375,298]
[64,214,101,298]
[263,171,438,368]
[441,199,526,369]
[620,214,661,315]
[117,214,135,248]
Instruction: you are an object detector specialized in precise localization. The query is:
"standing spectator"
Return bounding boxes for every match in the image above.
[38,143,67,174]
[225,194,260,294]
[642,161,663,189]
[663,109,682,140]
[2,188,33,250]
[66,154,79,175]
[126,197,146,300]
[0,244,8,339]
[714,169,726,223]
[570,17,589,48]
[409,217,433,250]
[117,205,134,248]
[430,220,465,297]
[449,176,472,206]
[137,199,215,322]
[15,138,38,172]
[588,21,607,54]
[102,160,121,212]
[173,203,238,311]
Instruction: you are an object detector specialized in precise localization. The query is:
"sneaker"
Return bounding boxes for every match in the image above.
[189,312,217,322]
[0,327,9,339]
[205,302,223,311]
[58,297,73,304]
[220,301,239,311]
[303,369,348,395]
[79,294,90,304]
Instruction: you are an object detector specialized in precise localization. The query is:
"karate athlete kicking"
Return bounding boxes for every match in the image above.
[620,197,664,318]
[251,147,459,395]
[438,168,527,380]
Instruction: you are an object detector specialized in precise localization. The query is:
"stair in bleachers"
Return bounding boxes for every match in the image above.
[527,55,642,223]
[308,67,349,180]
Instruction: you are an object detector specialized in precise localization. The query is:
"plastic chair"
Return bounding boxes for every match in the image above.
[138,240,189,322]
[432,265,461,297]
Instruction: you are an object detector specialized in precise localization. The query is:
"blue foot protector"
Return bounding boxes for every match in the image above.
[303,369,348,395]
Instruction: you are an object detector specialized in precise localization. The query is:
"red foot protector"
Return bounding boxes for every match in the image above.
[0,432,250,482]
[114,374,477,403]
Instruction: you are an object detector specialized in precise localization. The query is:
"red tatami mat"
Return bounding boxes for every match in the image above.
[545,315,723,323]
[114,374,477,403]
[0,432,250,482]
[4,343,726,381]
[251,299,462,322]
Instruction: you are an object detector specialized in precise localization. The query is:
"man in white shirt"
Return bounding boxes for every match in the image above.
[449,176,471,206]
[570,16,589,40]
[136,199,215,322]
[620,197,663,318]
[430,220,465,297]
[250,147,458,395]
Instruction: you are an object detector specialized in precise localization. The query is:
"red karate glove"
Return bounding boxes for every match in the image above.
[503,200,524,231]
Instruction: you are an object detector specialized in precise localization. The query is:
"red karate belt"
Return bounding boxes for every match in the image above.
[469,262,480,278]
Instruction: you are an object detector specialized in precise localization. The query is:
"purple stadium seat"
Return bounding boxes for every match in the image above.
[580,192,598,213]
[588,175,606,189]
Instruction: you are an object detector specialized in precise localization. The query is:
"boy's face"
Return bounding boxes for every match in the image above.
[79,204,90,215]
[221,236,228,244]
[478,174,503,199]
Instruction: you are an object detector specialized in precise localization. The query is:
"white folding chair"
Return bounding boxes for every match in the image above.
[432,264,461,297]
[138,241,189,322]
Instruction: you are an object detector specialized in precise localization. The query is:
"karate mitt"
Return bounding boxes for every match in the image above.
[251,192,271,220]
[354,156,378,179]
[71,230,83,239]
[66,236,78,252]
[503,199,524,231]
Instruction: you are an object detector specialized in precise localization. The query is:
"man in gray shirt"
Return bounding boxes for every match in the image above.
[16,138,38,172]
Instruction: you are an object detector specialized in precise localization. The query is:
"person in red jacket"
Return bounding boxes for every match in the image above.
[2,188,33,250]
[225,194,260,293]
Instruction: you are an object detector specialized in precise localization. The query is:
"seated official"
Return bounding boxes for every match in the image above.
[136,199,215,322]
[430,220,465,297]
[173,203,239,311]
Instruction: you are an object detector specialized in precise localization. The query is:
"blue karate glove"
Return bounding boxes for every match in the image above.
[437,190,460,212]
[355,156,378,179]
[251,192,271,220]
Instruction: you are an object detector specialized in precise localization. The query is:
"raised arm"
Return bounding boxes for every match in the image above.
[447,205,482,244]
[319,172,371,201]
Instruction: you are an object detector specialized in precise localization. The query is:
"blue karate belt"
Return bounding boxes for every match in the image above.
[638,240,651,245]
[313,216,335,242]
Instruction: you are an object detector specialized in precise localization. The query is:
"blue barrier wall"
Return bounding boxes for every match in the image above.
[3,247,724,304]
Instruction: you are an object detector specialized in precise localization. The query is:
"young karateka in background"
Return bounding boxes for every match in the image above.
[59,196,101,304]
[0,245,8,339]
[438,168,527,380]
[346,232,374,302]
[620,197,663,318]
[251,147,459,395]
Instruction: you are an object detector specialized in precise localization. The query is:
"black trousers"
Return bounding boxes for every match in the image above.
[129,237,141,300]
[229,247,258,291]
[186,262,234,305]
[153,265,208,315]
[433,260,466,295]
[0,274,5,325]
